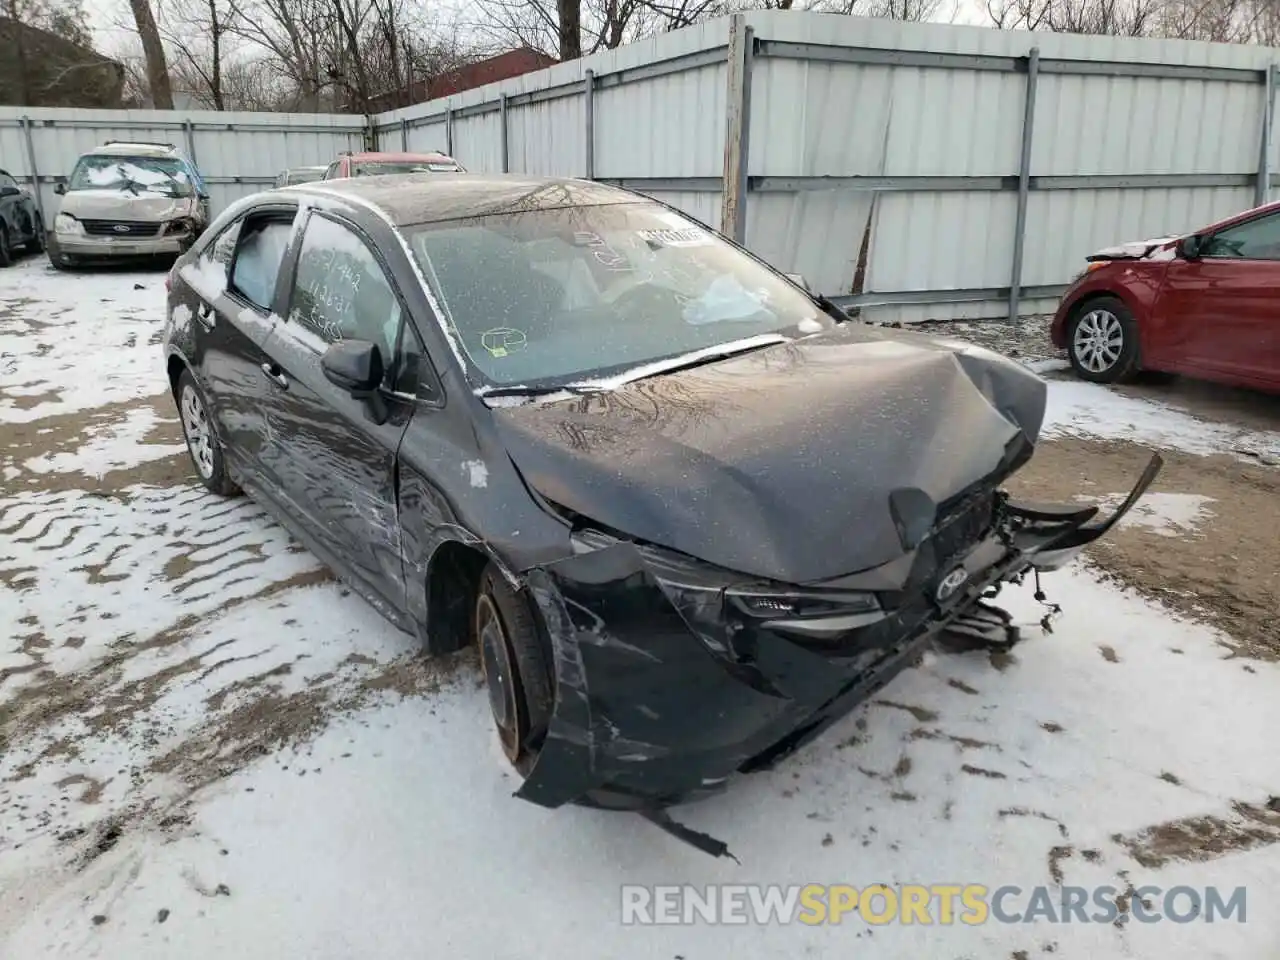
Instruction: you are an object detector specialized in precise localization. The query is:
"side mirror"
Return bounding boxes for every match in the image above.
[322,339,382,394]
[785,272,812,292]
[1178,235,1202,260]
[321,339,388,423]
[53,182,67,195]
[0,185,19,198]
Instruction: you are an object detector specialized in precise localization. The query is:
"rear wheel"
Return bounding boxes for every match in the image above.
[475,565,553,776]
[1067,296,1140,384]
[176,368,239,496]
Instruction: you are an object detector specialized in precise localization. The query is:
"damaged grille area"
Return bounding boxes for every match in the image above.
[81,220,162,238]
[930,490,997,566]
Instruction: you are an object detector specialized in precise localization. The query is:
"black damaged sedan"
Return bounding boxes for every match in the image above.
[163,174,1159,835]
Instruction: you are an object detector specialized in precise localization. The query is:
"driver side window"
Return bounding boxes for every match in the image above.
[287,215,402,368]
[286,214,441,401]
[1200,213,1280,260]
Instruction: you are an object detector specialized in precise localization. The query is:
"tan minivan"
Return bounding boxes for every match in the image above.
[49,141,210,269]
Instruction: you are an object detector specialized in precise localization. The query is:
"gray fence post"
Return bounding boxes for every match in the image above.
[19,116,43,224]
[445,107,453,156]
[1256,64,1276,207]
[1008,46,1040,323]
[584,69,596,180]
[182,119,198,168]
[499,94,509,173]
[720,14,754,245]
[400,117,409,151]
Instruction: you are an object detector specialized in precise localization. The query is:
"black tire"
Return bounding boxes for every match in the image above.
[175,368,239,496]
[0,227,12,267]
[25,218,44,254]
[46,236,74,271]
[1066,295,1141,384]
[475,564,554,777]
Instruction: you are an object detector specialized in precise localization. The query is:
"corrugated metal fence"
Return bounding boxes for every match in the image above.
[0,107,366,221]
[4,13,1280,322]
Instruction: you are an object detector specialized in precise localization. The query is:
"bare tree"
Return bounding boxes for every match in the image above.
[159,0,234,109]
[471,0,945,62]
[986,0,1175,36]
[126,0,174,106]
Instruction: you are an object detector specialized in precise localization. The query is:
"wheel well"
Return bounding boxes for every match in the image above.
[425,541,490,654]
[1067,291,1128,326]
[167,355,187,397]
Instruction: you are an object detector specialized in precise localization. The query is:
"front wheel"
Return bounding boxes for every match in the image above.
[176,368,239,496]
[475,565,554,776]
[0,227,12,267]
[1067,296,1141,384]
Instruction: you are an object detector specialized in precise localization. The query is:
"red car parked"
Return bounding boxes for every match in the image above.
[1051,201,1280,394]
[322,151,464,180]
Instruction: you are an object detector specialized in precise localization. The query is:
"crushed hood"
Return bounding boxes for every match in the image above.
[493,325,1047,584]
[59,190,191,221]
[1086,236,1178,261]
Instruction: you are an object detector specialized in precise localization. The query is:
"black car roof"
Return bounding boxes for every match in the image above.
[292,174,643,227]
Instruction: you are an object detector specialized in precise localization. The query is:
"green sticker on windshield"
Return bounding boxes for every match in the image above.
[480,327,527,358]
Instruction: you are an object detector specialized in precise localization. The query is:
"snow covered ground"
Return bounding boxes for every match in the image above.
[2,256,1279,959]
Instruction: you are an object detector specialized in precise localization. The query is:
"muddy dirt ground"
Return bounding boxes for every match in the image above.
[1011,434,1280,661]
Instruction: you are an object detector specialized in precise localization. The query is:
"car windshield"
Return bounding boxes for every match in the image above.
[406,201,831,391]
[354,160,461,176]
[69,155,193,197]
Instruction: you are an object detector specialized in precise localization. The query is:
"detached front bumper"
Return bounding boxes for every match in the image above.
[516,453,1162,813]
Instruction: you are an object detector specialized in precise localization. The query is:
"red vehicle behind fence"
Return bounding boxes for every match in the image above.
[1051,201,1280,395]
[322,151,465,181]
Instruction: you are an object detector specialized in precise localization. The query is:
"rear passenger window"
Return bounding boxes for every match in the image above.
[230,220,293,311]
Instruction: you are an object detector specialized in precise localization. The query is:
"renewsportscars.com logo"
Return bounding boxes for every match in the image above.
[620,884,1248,926]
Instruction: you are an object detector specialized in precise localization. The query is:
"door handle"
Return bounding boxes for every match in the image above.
[195,302,215,330]
[260,362,289,389]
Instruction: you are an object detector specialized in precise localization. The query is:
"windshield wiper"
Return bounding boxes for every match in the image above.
[815,293,852,322]
[477,383,607,399]
[610,333,789,387]
[114,165,143,195]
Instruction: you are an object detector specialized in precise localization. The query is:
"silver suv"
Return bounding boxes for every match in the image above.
[49,141,210,269]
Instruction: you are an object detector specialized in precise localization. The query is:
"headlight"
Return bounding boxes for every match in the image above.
[167,217,193,234]
[570,527,883,625]
[1071,260,1111,283]
[54,213,82,235]
[725,584,881,620]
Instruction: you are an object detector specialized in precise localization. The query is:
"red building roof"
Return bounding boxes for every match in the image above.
[367,48,558,113]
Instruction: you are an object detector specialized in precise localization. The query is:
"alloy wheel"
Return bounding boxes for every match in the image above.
[180,383,215,480]
[1072,309,1124,374]
[476,592,523,764]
